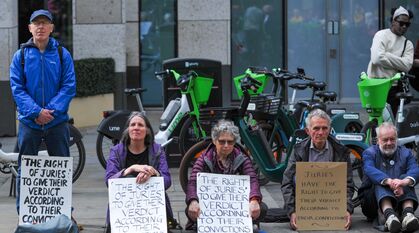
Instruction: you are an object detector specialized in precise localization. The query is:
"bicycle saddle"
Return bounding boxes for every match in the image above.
[396,92,413,104]
[124,88,147,94]
[315,91,337,102]
[296,100,327,111]
[307,81,327,91]
[289,83,308,90]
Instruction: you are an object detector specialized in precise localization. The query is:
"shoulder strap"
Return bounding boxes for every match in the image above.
[232,154,246,172]
[20,45,63,85]
[401,39,408,57]
[58,45,63,65]
[20,47,26,85]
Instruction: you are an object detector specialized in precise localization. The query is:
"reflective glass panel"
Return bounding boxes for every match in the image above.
[140,0,176,105]
[231,0,283,100]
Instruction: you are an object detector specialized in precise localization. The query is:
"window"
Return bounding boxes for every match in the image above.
[231,0,284,100]
[18,0,72,52]
[140,0,176,106]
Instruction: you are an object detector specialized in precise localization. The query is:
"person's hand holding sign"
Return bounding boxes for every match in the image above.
[188,200,201,221]
[123,164,160,183]
[249,199,261,219]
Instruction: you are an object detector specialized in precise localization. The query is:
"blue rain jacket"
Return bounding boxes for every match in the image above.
[10,37,76,130]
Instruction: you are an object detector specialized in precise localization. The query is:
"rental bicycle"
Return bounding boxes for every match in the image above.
[0,119,86,183]
[358,72,419,155]
[96,69,216,169]
[96,88,147,169]
[178,73,366,203]
[154,69,215,156]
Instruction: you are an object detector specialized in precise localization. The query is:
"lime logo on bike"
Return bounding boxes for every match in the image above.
[410,121,419,128]
[247,103,256,111]
[363,90,370,97]
[168,112,184,133]
[343,114,359,120]
[109,126,121,132]
[335,134,363,141]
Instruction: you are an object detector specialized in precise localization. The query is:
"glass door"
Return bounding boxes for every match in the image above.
[287,0,379,102]
[140,0,176,106]
[341,0,379,102]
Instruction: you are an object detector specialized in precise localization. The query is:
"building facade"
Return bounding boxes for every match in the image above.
[0,0,418,135]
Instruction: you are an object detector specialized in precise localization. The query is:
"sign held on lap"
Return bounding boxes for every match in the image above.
[296,162,347,230]
[108,177,167,233]
[197,172,253,233]
[19,155,72,225]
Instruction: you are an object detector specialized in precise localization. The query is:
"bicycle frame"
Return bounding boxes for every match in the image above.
[155,94,191,147]
[0,149,48,177]
[154,70,213,148]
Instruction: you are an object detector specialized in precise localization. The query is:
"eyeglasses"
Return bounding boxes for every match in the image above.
[217,139,235,146]
[31,21,52,27]
[395,20,411,28]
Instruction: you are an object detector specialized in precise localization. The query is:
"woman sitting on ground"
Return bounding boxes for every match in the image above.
[185,119,267,231]
[104,111,181,232]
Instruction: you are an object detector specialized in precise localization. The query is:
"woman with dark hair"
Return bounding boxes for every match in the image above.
[104,111,181,232]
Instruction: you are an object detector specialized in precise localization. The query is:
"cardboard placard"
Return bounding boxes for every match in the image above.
[197,172,253,233]
[296,162,347,230]
[108,177,167,233]
[19,155,72,225]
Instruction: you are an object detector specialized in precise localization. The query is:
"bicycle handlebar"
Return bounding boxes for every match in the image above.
[403,73,415,80]
[240,74,262,92]
[270,68,314,81]
[155,70,170,76]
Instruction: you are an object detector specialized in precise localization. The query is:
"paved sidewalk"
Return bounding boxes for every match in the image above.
[0,107,417,233]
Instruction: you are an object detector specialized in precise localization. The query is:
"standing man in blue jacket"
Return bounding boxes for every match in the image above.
[9,9,76,212]
[363,122,419,233]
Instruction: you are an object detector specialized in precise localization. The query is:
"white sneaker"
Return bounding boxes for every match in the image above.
[402,213,419,232]
[385,214,401,233]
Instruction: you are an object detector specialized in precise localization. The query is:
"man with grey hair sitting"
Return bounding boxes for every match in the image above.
[185,119,267,232]
[281,108,354,230]
[362,122,419,233]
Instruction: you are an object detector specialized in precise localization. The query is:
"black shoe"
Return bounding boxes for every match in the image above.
[167,218,183,230]
[185,220,197,231]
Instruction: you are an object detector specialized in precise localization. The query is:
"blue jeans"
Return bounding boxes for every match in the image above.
[375,184,418,212]
[16,122,70,213]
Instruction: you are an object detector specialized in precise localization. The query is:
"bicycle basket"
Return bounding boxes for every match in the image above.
[199,107,237,133]
[233,73,269,98]
[357,78,393,109]
[248,94,281,115]
[194,76,214,105]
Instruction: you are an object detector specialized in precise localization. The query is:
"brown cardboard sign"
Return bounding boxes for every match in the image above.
[296,162,347,230]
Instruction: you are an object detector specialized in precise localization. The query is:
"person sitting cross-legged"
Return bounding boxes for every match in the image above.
[362,122,419,233]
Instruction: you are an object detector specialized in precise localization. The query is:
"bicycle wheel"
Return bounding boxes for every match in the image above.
[179,139,211,193]
[70,140,86,183]
[347,145,364,208]
[258,122,287,163]
[96,133,119,169]
[179,116,207,156]
[252,122,286,186]
[344,121,363,133]
[360,120,378,145]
